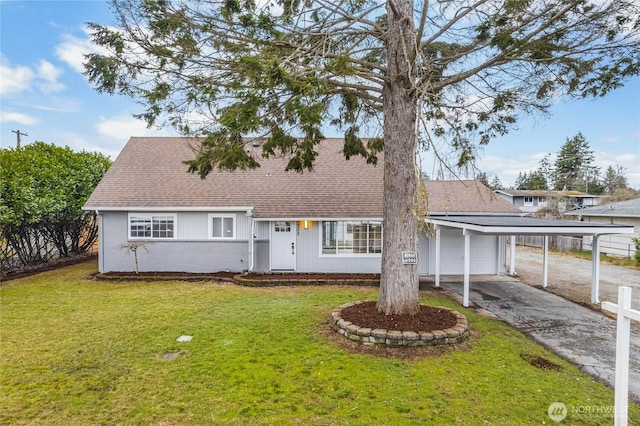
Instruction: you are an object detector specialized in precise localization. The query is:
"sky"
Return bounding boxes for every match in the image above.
[1,0,639,189]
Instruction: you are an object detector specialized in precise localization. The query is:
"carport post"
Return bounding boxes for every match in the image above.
[434,226,441,287]
[509,235,516,275]
[592,234,601,304]
[542,236,549,288]
[463,230,471,307]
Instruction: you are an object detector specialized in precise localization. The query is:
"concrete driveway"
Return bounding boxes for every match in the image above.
[424,247,640,403]
[434,276,640,403]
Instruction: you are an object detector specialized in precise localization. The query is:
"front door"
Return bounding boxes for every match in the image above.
[271,221,295,270]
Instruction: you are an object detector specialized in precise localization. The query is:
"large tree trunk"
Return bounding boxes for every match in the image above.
[377,0,420,315]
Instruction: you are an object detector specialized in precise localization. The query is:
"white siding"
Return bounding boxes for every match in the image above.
[431,227,499,275]
[581,216,639,258]
[418,231,430,275]
[294,221,382,273]
[178,212,208,239]
[100,211,250,273]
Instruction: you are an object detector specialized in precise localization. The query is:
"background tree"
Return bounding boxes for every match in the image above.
[0,143,111,271]
[514,169,547,190]
[476,172,490,188]
[552,132,599,191]
[537,153,553,190]
[514,171,528,190]
[602,165,629,193]
[86,0,640,315]
[489,175,504,191]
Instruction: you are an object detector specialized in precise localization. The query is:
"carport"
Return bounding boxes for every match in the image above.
[428,215,634,307]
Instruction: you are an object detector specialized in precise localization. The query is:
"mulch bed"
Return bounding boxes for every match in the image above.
[241,273,380,281]
[1,253,98,283]
[98,272,377,280]
[339,300,458,331]
[101,271,237,279]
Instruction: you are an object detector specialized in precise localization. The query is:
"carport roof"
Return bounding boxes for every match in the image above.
[429,215,634,236]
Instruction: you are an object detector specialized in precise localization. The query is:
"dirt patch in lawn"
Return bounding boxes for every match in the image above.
[520,353,563,372]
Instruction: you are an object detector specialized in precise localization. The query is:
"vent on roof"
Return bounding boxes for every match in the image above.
[252,140,260,147]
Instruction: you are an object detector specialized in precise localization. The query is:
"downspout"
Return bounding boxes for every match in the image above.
[434,225,441,287]
[248,210,255,272]
[95,210,104,273]
[462,228,471,308]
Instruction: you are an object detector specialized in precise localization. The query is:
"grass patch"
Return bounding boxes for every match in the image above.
[1,260,638,425]
[564,250,640,269]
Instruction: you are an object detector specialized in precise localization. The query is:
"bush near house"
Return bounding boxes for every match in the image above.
[0,143,110,274]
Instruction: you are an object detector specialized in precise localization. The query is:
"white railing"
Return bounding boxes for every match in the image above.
[602,287,640,426]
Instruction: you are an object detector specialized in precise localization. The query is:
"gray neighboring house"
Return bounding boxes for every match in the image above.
[566,198,640,258]
[495,189,602,215]
[83,137,521,275]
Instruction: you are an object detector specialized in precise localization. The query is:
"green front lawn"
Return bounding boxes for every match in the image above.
[1,261,637,425]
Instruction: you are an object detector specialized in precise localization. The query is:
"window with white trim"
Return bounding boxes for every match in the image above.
[523,196,534,206]
[538,196,547,206]
[322,221,382,255]
[128,214,176,239]
[209,214,236,239]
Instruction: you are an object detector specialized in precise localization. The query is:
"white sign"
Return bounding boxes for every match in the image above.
[602,286,640,426]
[402,251,418,265]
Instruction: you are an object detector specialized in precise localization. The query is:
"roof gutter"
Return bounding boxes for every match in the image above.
[429,218,634,236]
[82,206,255,213]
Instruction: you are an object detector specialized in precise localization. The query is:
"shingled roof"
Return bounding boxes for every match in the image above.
[425,179,521,215]
[84,137,520,218]
[565,197,640,218]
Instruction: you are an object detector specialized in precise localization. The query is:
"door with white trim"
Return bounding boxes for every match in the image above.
[271,221,295,270]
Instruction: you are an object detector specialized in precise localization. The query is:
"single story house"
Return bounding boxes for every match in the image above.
[84,137,633,305]
[495,189,602,215]
[566,198,640,258]
[84,137,522,276]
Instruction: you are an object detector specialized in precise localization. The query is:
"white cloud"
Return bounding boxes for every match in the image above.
[0,56,65,95]
[475,150,640,189]
[95,114,172,141]
[0,60,34,95]
[0,111,39,125]
[55,27,106,74]
[36,60,65,93]
[52,131,123,159]
[476,152,549,187]
[595,151,640,189]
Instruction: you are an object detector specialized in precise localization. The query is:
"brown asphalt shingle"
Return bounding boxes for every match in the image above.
[84,137,520,217]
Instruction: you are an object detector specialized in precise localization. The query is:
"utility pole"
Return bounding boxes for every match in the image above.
[11,129,28,149]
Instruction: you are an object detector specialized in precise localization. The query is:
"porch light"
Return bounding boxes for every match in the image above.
[302,220,311,229]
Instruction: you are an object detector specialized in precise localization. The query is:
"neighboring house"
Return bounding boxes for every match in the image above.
[495,189,602,215]
[83,137,522,275]
[566,198,640,258]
